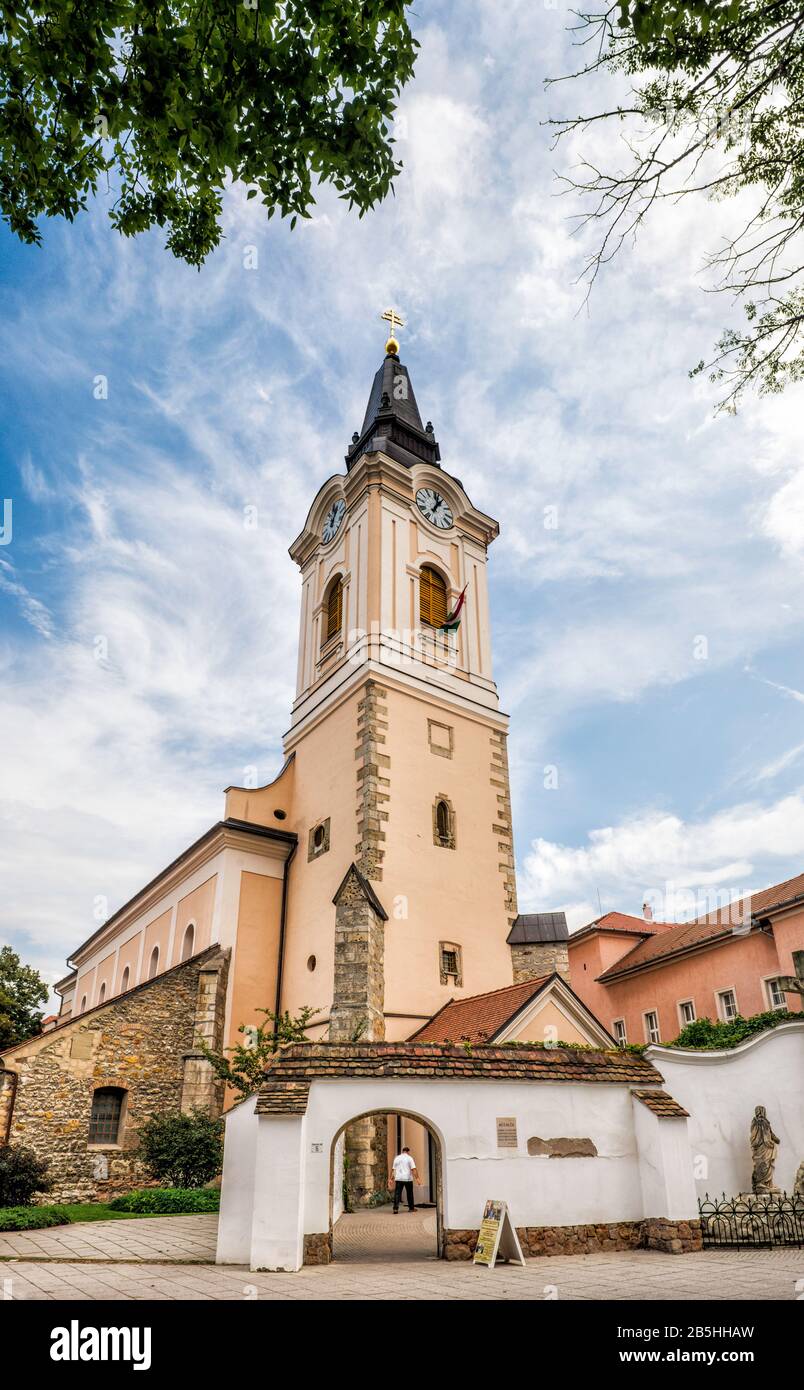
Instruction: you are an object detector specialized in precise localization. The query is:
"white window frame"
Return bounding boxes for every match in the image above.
[612,1018,627,1046]
[677,999,696,1028]
[643,1010,661,1044]
[716,987,738,1021]
[763,976,787,1011]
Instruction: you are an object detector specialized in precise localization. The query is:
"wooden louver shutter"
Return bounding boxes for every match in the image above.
[325,578,343,641]
[420,566,448,628]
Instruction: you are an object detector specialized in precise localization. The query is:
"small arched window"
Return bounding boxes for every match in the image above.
[120,966,130,993]
[323,576,343,644]
[148,947,159,980]
[88,1087,126,1145]
[98,982,106,1004]
[181,923,195,962]
[420,566,448,628]
[433,795,455,850]
[80,996,87,1014]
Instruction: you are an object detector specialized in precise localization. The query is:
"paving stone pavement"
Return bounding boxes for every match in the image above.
[1,1210,802,1300]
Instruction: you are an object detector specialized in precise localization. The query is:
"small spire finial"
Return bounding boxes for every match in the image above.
[381,307,404,356]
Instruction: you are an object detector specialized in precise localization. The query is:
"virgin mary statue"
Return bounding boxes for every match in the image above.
[750,1105,780,1194]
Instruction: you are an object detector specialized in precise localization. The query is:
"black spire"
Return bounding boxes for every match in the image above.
[346,349,441,471]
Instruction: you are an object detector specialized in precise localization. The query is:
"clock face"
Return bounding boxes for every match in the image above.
[415,487,454,530]
[322,497,346,544]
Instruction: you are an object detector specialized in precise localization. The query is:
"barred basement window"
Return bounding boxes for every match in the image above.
[419,565,448,628]
[88,1087,126,1145]
[439,941,463,987]
[323,576,343,644]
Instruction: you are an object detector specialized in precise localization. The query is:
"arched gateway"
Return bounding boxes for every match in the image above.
[216,1041,703,1272]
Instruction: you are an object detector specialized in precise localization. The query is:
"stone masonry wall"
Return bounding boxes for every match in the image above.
[355,682,390,881]
[445,1218,702,1260]
[329,867,388,1208]
[511,941,571,985]
[490,729,518,929]
[1,946,229,1203]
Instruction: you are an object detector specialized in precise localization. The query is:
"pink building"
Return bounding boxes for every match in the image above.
[567,872,804,1046]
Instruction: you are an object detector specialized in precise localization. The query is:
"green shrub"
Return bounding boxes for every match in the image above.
[0,1144,52,1207]
[0,1204,70,1231]
[109,1187,220,1214]
[670,1009,800,1051]
[137,1109,223,1189]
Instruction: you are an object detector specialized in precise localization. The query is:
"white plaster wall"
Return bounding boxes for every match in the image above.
[216,1096,259,1265]
[647,1022,804,1198]
[300,1080,646,1234]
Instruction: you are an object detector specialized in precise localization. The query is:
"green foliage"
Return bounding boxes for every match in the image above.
[0,944,49,1047]
[136,1109,223,1188]
[551,0,804,407]
[0,1,418,265]
[0,1143,52,1206]
[0,1203,70,1231]
[109,1186,220,1213]
[669,1007,800,1050]
[201,1004,318,1098]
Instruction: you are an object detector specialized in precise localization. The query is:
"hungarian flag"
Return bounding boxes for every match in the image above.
[440,585,467,632]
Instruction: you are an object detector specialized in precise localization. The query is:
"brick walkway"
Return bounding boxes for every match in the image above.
[1,1211,801,1300]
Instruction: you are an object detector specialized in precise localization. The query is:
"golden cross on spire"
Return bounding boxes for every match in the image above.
[381,307,405,356]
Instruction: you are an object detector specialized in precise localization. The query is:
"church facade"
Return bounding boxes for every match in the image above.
[0,332,552,1203]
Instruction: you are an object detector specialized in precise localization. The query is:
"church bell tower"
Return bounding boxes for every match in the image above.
[277,316,518,1042]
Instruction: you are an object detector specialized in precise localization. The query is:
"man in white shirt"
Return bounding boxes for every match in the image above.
[390,1146,419,1213]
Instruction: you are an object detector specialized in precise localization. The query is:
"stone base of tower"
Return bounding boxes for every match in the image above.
[344,1115,389,1209]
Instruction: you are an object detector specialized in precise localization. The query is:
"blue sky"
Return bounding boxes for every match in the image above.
[2,0,804,998]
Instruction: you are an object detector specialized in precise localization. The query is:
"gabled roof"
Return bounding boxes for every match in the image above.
[507,912,568,944]
[409,976,551,1045]
[408,972,614,1048]
[332,863,388,921]
[596,869,804,982]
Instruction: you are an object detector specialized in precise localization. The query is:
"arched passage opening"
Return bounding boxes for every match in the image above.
[328,1109,444,1263]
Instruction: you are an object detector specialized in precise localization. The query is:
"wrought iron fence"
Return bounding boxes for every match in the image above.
[699,1192,804,1249]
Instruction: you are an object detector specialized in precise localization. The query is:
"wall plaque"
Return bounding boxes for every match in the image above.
[496,1117,518,1149]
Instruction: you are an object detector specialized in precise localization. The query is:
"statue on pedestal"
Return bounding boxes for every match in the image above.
[750,1105,780,1194]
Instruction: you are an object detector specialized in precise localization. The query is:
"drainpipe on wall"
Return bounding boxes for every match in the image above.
[273,840,298,1031]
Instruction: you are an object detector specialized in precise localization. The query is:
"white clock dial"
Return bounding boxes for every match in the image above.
[415,487,454,530]
[322,498,346,543]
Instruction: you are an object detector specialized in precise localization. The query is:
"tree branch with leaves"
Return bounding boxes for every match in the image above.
[200,1004,319,1099]
[548,0,804,409]
[0,0,418,265]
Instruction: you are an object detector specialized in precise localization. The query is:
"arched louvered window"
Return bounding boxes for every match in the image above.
[89,1087,126,1145]
[436,799,451,842]
[324,576,343,644]
[420,566,448,628]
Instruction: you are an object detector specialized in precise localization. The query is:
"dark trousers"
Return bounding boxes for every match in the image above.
[393,1180,415,1212]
